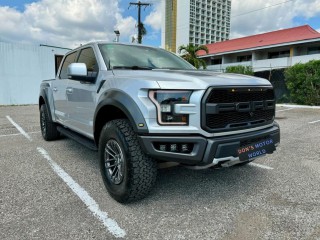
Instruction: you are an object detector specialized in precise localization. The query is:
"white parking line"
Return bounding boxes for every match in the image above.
[0,131,41,138]
[248,162,274,170]
[6,116,32,141]
[309,120,320,124]
[0,133,22,138]
[276,108,294,113]
[37,147,126,238]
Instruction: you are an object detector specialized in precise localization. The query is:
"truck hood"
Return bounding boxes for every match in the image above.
[112,69,271,89]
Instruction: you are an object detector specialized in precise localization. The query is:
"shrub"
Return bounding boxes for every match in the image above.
[225,65,254,76]
[285,60,320,105]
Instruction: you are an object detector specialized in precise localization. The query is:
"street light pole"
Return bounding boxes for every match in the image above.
[114,30,120,42]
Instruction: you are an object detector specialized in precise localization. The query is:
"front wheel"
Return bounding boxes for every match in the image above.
[40,104,59,141]
[99,119,157,203]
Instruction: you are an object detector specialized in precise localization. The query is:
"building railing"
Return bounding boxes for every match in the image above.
[206,53,320,72]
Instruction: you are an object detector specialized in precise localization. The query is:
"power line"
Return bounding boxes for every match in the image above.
[231,0,294,18]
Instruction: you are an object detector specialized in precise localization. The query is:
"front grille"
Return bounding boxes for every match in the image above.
[207,89,274,103]
[202,87,275,132]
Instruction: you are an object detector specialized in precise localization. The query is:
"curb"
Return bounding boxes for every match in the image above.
[276,104,320,109]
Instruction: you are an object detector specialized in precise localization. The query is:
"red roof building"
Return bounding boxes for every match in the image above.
[199,25,320,72]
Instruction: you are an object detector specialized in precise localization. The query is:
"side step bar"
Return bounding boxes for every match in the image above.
[57,126,98,151]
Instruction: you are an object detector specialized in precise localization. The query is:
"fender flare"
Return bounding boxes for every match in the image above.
[39,82,55,122]
[94,90,149,134]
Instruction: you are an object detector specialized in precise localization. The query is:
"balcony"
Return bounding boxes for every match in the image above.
[206,54,320,72]
[292,54,320,64]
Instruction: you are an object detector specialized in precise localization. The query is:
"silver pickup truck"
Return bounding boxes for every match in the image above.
[39,41,280,203]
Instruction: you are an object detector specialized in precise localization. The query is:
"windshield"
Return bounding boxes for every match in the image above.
[99,44,195,70]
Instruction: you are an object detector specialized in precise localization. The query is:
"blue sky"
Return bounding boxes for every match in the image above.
[0,0,320,48]
[120,0,161,46]
[1,0,37,11]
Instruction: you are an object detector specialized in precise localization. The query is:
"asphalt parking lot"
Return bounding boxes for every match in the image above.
[1,105,320,240]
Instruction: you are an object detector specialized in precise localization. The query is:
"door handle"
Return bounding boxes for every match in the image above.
[53,87,58,92]
[66,88,73,94]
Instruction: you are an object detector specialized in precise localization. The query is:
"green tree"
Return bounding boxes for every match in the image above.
[285,60,320,105]
[178,44,209,69]
[225,65,254,75]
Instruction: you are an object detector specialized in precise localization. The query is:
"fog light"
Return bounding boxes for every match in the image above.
[181,144,189,153]
[170,144,177,152]
[159,144,167,151]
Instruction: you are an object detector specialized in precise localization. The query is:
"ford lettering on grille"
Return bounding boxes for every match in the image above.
[206,100,275,114]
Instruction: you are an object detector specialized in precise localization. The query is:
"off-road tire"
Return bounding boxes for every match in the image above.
[99,119,157,203]
[40,104,59,141]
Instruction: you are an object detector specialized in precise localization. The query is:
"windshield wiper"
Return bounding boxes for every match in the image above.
[112,66,153,70]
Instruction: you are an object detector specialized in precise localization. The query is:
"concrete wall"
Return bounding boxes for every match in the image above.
[0,42,69,105]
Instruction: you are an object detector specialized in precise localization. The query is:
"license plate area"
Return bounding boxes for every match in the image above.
[238,137,275,161]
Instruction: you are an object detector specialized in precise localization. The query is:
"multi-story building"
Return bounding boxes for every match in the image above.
[198,25,320,99]
[198,25,320,73]
[161,0,231,53]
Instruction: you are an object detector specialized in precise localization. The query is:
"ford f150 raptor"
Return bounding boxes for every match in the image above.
[39,42,280,203]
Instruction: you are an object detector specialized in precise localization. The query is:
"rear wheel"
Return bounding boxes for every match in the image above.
[40,104,59,141]
[99,119,157,203]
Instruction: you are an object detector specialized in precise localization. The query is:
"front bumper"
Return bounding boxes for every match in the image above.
[138,123,280,166]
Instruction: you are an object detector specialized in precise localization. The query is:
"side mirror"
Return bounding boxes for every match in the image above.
[68,63,87,77]
[68,63,96,83]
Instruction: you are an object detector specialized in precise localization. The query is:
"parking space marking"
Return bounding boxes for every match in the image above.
[276,108,294,113]
[6,116,32,141]
[36,147,126,238]
[0,131,40,138]
[248,162,274,170]
[308,119,320,124]
[0,133,22,138]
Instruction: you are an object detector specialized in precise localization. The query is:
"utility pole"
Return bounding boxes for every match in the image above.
[129,1,151,44]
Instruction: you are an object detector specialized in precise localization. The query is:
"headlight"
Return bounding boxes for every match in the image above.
[149,90,192,125]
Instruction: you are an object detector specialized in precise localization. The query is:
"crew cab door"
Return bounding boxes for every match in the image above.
[66,47,98,137]
[52,51,78,123]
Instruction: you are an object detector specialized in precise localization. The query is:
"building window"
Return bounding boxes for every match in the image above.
[55,55,64,75]
[211,58,222,65]
[237,55,252,62]
[268,50,290,59]
[308,46,320,55]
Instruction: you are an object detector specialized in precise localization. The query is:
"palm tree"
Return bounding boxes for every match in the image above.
[178,44,209,69]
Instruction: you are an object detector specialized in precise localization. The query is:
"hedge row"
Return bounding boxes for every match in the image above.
[225,65,254,76]
[285,60,320,106]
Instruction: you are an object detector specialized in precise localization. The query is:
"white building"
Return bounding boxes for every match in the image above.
[161,0,231,53]
[0,42,70,105]
[199,25,320,73]
[198,25,320,99]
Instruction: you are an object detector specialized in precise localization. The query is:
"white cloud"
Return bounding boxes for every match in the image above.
[231,0,320,39]
[144,2,162,31]
[2,0,319,47]
[0,0,137,48]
